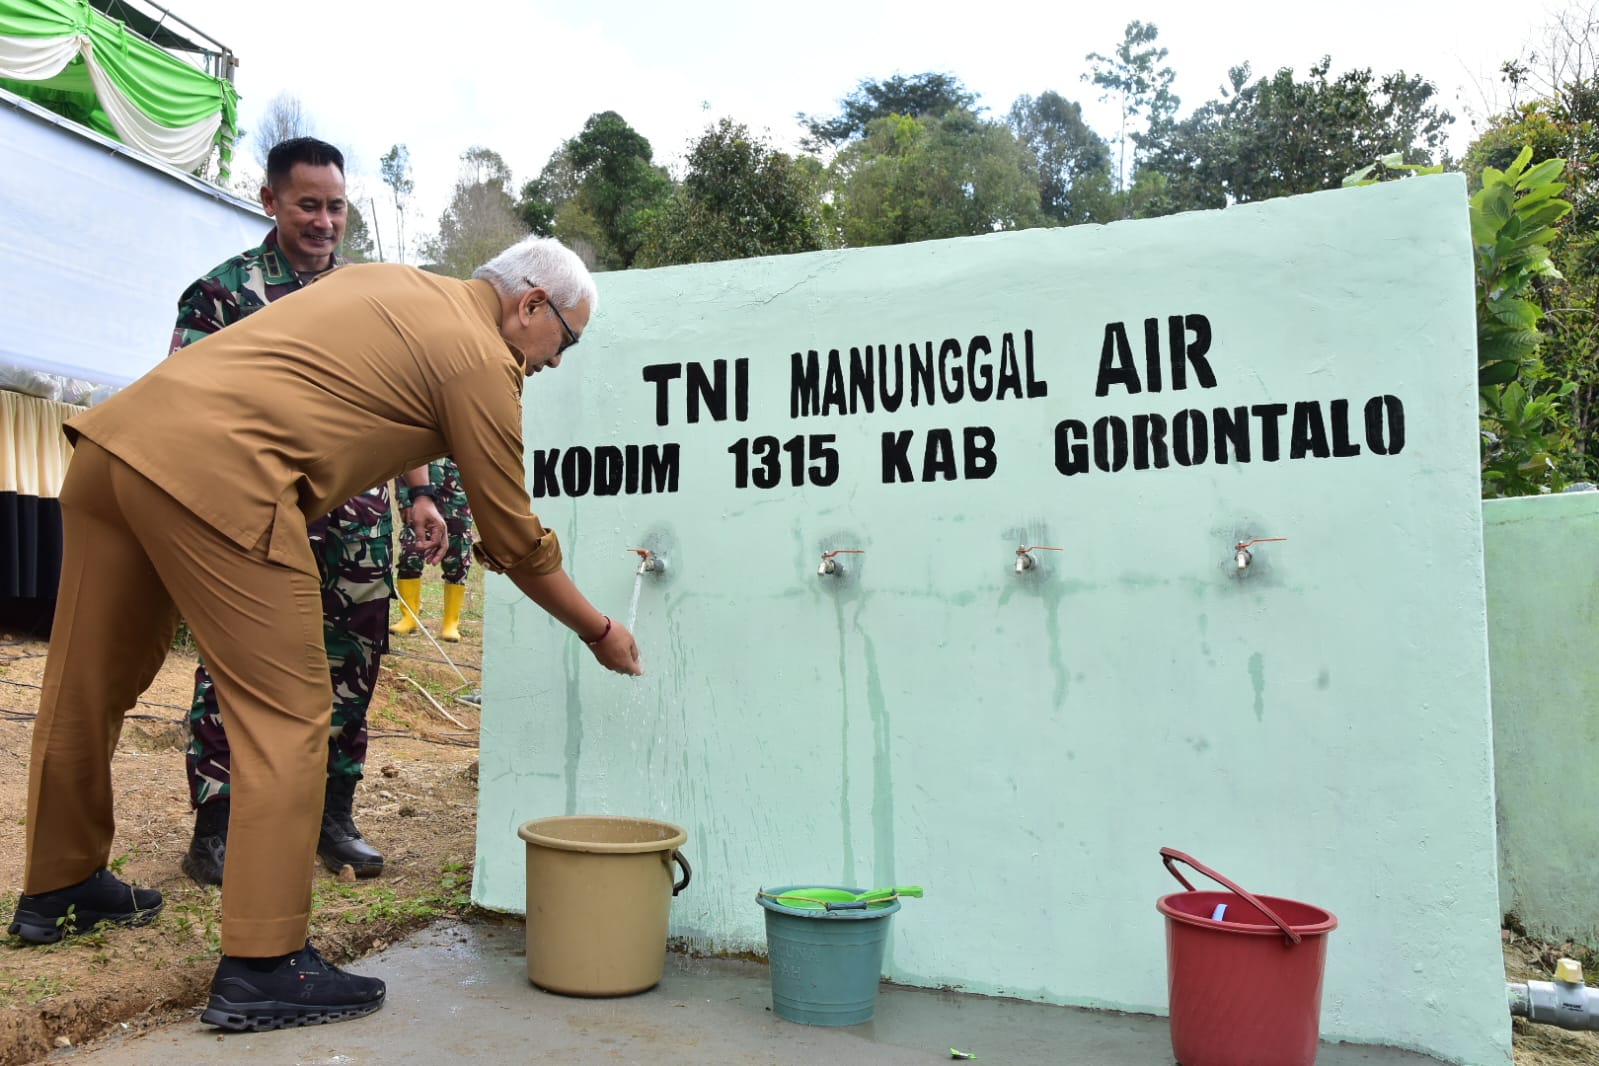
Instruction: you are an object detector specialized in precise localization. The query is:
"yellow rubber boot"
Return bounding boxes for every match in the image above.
[390,577,422,635]
[440,583,467,642]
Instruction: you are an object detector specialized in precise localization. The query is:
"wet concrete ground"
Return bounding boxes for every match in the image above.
[63,919,1449,1065]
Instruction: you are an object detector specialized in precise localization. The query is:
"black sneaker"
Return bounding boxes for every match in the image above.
[8,867,163,944]
[201,941,386,1031]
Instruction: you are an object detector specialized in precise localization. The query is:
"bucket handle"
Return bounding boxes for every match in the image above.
[1160,847,1301,946]
[670,849,692,896]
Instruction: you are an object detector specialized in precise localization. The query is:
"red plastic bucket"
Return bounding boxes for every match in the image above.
[1156,847,1337,1066]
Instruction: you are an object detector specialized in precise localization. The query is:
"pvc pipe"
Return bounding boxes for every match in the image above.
[1508,977,1599,1030]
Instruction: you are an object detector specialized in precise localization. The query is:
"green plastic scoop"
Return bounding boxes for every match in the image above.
[764,885,924,911]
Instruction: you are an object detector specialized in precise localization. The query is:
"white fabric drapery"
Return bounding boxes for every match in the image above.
[0,28,76,79]
[0,31,221,172]
[0,389,80,498]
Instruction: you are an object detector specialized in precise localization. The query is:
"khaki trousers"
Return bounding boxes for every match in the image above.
[24,440,330,956]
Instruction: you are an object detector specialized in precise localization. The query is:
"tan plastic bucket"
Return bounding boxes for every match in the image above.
[517,815,691,996]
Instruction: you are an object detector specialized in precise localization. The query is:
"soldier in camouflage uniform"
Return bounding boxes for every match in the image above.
[391,458,475,642]
[171,137,442,886]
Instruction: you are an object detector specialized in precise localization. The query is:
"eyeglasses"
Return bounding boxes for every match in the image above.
[526,278,579,354]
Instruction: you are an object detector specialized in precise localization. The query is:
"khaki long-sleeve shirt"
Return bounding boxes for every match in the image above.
[67,263,560,578]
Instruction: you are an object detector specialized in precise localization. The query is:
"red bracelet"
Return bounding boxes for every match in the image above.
[583,616,612,646]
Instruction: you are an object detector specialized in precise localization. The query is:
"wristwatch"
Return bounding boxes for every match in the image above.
[407,484,439,504]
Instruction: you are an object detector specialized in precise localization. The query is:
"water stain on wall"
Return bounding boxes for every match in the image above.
[1248,652,1266,722]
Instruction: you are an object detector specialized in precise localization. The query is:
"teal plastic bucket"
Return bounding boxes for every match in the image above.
[757,884,901,1026]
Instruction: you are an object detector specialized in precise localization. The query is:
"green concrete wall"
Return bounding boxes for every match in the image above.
[1485,491,1599,941]
[475,175,1511,1065]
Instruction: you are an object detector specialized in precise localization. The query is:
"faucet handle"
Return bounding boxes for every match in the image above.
[629,548,666,574]
[1233,537,1285,574]
[818,549,863,577]
[1014,545,1063,573]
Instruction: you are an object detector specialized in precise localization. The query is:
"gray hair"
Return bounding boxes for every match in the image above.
[472,235,599,313]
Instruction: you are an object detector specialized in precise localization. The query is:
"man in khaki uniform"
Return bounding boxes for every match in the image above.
[7,236,641,1033]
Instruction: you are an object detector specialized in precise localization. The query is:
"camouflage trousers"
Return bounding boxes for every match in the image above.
[396,458,473,584]
[395,515,473,584]
[186,523,394,808]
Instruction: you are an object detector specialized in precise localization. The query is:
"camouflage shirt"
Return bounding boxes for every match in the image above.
[169,229,393,539]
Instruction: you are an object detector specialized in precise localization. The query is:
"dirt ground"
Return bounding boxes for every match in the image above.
[1504,931,1599,1065]
[0,577,489,1065]
[0,578,1595,1064]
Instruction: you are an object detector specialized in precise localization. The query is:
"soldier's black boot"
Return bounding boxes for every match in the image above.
[317,775,383,878]
[8,867,163,944]
[182,798,229,887]
[201,940,385,1031]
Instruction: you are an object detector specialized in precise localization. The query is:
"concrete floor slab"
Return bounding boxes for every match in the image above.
[63,920,1449,1065]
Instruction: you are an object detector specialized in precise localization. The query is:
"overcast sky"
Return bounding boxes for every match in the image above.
[186,0,1575,252]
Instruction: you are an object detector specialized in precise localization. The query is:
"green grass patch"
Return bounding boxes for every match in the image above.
[0,975,66,1007]
[312,859,475,927]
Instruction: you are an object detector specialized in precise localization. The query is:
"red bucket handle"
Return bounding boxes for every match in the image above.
[1161,847,1301,946]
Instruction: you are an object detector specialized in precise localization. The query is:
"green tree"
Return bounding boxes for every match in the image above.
[1084,21,1179,198]
[515,177,559,238]
[515,145,581,238]
[560,111,672,269]
[458,145,513,188]
[637,118,828,266]
[550,199,611,269]
[249,92,312,170]
[1462,16,1599,489]
[342,200,375,262]
[379,144,414,264]
[1007,90,1115,225]
[422,146,530,279]
[1147,60,1453,214]
[1469,149,1577,495]
[1349,148,1576,496]
[802,72,978,149]
[828,109,1044,247]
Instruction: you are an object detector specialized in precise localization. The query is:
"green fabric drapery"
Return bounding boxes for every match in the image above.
[0,0,236,178]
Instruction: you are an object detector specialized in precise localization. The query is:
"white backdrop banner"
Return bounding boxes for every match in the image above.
[0,88,265,387]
